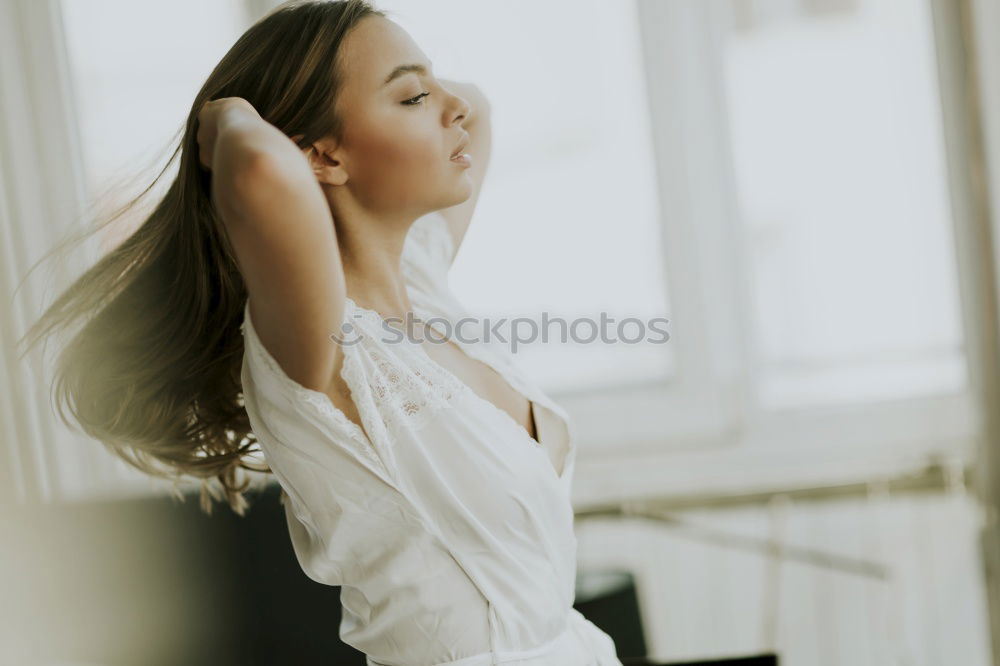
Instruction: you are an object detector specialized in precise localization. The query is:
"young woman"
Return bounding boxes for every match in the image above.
[23,1,622,663]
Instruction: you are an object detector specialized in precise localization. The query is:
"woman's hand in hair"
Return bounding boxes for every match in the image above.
[196,97,262,171]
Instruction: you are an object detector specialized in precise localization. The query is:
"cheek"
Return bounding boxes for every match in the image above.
[388,129,440,169]
[355,125,443,183]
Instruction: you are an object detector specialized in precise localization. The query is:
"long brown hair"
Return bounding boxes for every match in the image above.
[16,0,386,516]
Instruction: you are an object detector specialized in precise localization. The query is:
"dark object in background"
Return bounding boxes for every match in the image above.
[5,481,363,666]
[575,568,648,657]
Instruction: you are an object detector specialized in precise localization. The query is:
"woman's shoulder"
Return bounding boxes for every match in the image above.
[241,298,381,464]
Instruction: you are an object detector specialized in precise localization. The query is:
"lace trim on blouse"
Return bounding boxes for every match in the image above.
[241,297,475,468]
[341,298,470,444]
[240,304,382,471]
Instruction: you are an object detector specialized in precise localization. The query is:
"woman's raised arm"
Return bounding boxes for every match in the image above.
[199,97,349,398]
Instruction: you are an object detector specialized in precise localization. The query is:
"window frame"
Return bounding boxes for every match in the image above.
[962,0,1000,661]
[560,0,987,509]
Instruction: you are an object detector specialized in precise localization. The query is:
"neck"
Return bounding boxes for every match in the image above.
[329,201,418,322]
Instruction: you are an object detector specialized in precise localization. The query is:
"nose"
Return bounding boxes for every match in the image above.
[450,92,473,124]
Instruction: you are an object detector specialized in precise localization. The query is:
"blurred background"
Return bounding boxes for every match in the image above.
[2,0,999,664]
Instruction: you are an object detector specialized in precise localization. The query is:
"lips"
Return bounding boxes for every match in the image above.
[450,134,470,159]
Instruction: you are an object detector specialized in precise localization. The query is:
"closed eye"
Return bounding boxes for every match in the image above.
[402,91,430,106]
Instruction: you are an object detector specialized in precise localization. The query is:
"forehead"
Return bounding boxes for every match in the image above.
[338,15,430,96]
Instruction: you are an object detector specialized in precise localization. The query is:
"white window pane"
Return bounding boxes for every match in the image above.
[60,0,250,252]
[720,0,967,408]
[377,0,673,393]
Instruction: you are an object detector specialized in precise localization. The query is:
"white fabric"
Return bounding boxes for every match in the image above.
[240,211,623,665]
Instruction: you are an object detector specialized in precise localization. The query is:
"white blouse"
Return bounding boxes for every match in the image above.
[240,211,623,666]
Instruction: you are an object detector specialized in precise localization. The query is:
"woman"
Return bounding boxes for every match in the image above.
[23,0,622,663]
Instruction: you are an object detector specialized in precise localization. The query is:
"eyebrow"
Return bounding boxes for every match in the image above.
[382,61,433,88]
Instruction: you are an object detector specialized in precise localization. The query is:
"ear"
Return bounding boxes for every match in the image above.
[291,134,348,187]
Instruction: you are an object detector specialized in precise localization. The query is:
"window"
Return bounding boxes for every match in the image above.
[60,0,251,253]
[720,0,966,409]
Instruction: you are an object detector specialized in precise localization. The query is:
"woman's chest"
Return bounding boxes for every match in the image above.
[327,299,572,479]
[416,328,538,442]
[324,341,539,452]
[322,319,535,440]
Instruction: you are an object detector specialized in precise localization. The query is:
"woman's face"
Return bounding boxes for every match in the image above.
[324,15,473,216]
